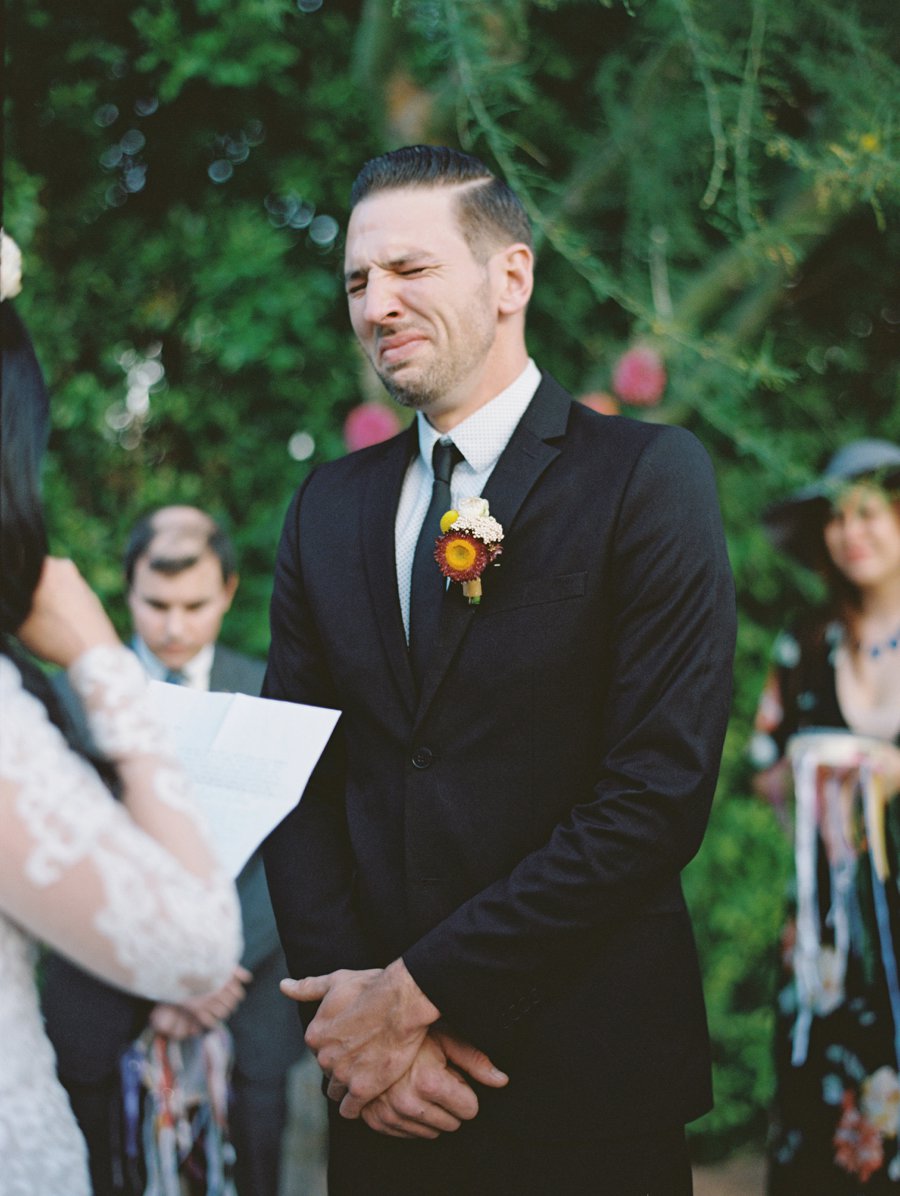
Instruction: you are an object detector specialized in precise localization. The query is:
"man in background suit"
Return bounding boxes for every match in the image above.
[263,146,737,1194]
[43,506,304,1196]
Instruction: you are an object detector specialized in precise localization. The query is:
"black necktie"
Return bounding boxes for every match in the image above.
[409,439,463,688]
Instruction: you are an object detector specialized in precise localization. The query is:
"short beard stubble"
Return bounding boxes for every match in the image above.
[372,271,497,412]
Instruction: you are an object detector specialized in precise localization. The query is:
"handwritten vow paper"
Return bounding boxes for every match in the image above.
[148,682,340,877]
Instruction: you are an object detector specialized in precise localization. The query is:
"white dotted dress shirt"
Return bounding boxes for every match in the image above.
[395,358,542,640]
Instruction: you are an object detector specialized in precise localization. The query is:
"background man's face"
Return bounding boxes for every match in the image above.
[127,549,237,670]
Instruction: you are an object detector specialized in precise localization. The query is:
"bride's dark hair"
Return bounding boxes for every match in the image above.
[0,302,100,765]
[1,301,51,644]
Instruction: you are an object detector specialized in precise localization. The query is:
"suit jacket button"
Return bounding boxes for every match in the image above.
[411,747,434,769]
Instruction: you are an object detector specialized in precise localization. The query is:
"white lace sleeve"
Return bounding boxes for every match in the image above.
[0,652,241,1002]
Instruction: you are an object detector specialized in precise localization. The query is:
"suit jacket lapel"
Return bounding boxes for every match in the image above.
[414,374,572,724]
[361,425,419,717]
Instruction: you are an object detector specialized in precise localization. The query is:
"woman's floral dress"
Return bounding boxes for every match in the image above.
[752,622,900,1193]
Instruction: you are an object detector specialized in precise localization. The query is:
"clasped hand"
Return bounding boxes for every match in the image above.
[149,965,252,1039]
[281,961,508,1139]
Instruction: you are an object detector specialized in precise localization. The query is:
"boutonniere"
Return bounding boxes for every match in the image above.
[434,497,503,605]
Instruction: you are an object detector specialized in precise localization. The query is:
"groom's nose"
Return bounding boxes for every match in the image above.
[362,270,402,324]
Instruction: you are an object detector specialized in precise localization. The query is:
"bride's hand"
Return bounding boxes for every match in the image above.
[16,557,121,668]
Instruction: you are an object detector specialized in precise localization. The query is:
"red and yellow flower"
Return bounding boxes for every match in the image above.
[433,496,503,605]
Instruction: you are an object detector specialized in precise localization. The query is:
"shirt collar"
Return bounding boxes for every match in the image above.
[132,636,215,690]
[415,359,542,473]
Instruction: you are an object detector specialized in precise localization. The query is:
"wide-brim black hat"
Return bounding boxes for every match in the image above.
[762,438,900,569]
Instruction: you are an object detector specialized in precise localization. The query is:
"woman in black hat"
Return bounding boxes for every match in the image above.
[752,440,900,1193]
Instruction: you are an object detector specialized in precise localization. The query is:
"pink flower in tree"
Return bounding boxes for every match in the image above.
[343,403,402,452]
[612,346,667,407]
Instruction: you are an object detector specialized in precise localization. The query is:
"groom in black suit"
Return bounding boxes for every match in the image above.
[263,145,736,1194]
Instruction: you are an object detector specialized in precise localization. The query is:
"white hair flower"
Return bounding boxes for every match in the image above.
[1,230,24,302]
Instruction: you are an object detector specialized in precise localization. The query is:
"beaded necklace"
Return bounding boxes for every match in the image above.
[850,623,900,660]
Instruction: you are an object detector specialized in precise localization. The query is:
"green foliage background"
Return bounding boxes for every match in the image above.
[5,0,899,1160]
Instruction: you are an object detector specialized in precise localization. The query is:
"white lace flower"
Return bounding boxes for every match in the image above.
[70,645,170,758]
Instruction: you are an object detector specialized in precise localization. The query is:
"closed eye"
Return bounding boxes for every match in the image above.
[345,263,431,296]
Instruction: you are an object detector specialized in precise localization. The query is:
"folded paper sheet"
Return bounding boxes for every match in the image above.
[148,681,340,877]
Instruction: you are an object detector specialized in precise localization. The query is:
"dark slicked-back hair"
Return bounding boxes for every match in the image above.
[124,509,237,588]
[350,145,533,258]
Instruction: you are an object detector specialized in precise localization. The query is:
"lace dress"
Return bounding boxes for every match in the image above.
[0,647,241,1196]
[752,624,900,1193]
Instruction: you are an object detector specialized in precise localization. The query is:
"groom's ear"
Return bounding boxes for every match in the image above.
[494,243,534,317]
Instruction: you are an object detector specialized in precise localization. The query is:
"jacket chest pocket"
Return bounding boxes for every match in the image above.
[480,570,587,616]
